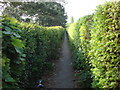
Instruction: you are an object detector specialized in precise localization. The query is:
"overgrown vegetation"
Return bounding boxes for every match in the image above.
[67,15,93,88]
[67,1,120,88]
[2,16,25,88]
[2,15,64,88]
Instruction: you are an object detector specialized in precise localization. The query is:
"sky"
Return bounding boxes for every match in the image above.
[65,0,112,22]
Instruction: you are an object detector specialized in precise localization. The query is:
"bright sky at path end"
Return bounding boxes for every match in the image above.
[65,0,114,22]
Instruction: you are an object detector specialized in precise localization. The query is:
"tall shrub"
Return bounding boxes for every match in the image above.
[67,1,120,88]
[1,15,64,88]
[19,23,64,87]
[67,19,92,88]
[89,1,120,88]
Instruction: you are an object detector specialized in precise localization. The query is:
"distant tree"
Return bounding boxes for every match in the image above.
[70,16,74,24]
[20,2,67,27]
[2,1,67,27]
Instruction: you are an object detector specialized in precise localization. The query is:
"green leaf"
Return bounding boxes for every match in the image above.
[15,47,22,54]
[13,33,21,38]
[5,26,12,31]
[10,25,19,30]
[20,58,25,61]
[2,31,11,35]
[21,54,26,57]
[11,38,24,48]
[10,18,18,24]
[4,74,16,82]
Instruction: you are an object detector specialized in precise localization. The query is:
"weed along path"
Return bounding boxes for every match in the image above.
[45,31,74,88]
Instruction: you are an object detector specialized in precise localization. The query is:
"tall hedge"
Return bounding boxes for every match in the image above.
[79,15,93,60]
[89,1,120,88]
[2,16,64,88]
[67,19,92,88]
[19,23,64,88]
[67,1,120,88]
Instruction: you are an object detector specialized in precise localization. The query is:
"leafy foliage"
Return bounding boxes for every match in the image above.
[2,15,64,88]
[89,1,120,88]
[67,1,120,88]
[1,15,25,88]
[67,20,92,88]
[3,2,67,27]
[18,22,64,88]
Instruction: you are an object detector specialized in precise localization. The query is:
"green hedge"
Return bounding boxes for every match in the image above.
[79,15,93,60]
[19,23,64,87]
[2,16,64,88]
[67,1,120,88]
[89,1,120,88]
[67,16,92,88]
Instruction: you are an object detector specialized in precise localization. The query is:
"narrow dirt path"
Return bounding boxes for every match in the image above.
[53,31,74,88]
[45,31,74,88]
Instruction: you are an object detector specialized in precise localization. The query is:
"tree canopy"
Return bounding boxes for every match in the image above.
[2,1,67,27]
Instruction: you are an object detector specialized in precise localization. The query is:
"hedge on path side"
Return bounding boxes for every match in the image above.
[1,15,64,88]
[89,1,120,88]
[67,1,120,88]
[19,22,64,88]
